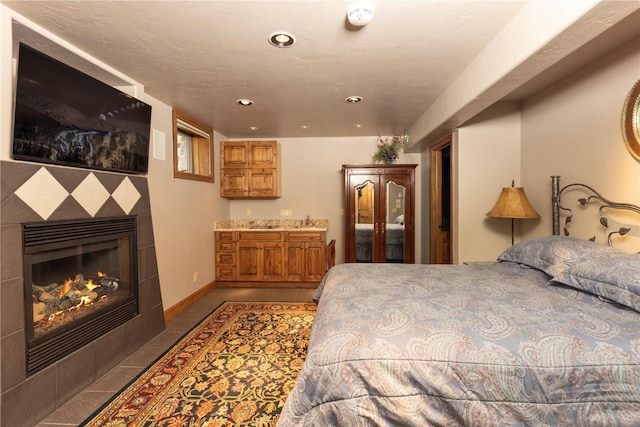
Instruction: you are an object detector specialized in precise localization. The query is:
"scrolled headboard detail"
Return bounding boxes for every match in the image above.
[551,176,640,246]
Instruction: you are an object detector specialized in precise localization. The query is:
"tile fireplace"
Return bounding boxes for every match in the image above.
[24,216,139,375]
[1,161,165,427]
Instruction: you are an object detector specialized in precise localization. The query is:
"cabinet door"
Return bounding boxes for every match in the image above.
[249,141,277,168]
[304,241,326,282]
[261,241,284,281]
[347,173,378,263]
[285,232,325,282]
[221,141,249,168]
[221,169,249,197]
[284,241,305,282]
[379,173,412,263]
[237,241,260,281]
[249,168,278,197]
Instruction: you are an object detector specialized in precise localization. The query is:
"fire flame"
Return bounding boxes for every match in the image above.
[48,310,63,321]
[58,278,72,298]
[85,279,99,291]
[43,270,112,323]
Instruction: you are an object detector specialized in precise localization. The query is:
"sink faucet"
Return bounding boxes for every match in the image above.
[305,215,310,226]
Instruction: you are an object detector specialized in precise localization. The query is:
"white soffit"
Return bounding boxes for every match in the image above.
[406,0,640,151]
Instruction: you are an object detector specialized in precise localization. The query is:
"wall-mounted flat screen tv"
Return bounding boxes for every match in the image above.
[12,43,152,174]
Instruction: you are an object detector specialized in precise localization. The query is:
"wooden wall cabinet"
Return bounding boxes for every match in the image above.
[343,164,417,263]
[215,230,325,287]
[220,141,281,198]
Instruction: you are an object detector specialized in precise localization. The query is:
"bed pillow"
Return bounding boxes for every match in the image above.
[497,235,624,276]
[553,254,640,311]
[394,214,404,225]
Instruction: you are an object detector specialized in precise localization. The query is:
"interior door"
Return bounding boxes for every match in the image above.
[430,136,453,264]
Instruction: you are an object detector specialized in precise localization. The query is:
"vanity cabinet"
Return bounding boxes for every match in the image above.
[220,141,281,198]
[343,164,417,263]
[284,232,326,282]
[236,232,284,282]
[215,229,326,286]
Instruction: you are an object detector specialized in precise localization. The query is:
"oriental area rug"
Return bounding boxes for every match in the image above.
[81,301,316,427]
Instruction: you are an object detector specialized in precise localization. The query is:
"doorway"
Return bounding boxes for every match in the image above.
[429,135,453,264]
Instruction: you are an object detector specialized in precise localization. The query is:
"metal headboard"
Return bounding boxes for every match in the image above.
[551,175,640,246]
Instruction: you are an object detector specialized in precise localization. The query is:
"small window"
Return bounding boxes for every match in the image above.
[172,109,214,182]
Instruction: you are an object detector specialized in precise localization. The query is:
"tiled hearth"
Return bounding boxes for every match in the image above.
[0,160,165,427]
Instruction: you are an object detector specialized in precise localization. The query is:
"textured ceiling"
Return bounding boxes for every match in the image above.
[3,1,639,142]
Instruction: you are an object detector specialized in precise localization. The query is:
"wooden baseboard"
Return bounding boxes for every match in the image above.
[163,281,216,322]
[216,281,318,289]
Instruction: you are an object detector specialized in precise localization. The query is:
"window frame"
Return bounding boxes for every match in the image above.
[172,109,214,183]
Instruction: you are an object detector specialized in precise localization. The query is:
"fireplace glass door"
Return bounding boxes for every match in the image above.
[23,216,139,375]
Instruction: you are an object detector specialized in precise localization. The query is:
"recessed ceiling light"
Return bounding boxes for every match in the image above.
[300,125,310,129]
[268,32,296,48]
[346,96,363,103]
[236,99,254,106]
[249,126,259,131]
[354,124,364,128]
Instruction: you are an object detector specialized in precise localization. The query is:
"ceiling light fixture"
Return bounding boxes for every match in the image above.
[354,124,364,128]
[268,31,296,48]
[346,95,363,103]
[236,99,254,106]
[300,125,310,129]
[249,126,259,131]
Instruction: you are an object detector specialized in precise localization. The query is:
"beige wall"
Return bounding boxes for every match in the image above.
[226,137,422,264]
[456,103,523,263]
[145,97,230,310]
[520,35,640,252]
[429,32,640,262]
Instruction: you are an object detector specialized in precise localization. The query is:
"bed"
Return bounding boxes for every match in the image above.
[278,177,640,426]
[355,223,405,262]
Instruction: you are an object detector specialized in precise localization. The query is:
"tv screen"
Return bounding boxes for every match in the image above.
[12,43,152,174]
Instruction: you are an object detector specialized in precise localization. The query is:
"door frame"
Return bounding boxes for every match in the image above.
[429,134,453,264]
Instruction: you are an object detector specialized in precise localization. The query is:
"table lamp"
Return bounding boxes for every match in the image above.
[487,180,540,245]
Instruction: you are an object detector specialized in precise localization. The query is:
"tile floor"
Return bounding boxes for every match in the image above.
[36,287,317,427]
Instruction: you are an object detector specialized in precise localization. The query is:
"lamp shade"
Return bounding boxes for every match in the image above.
[487,186,540,219]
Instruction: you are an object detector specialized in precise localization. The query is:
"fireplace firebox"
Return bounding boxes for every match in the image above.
[23,216,139,375]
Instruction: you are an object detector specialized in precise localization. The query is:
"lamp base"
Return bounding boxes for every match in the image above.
[511,218,515,246]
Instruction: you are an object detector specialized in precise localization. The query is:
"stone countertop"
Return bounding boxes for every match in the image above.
[214,219,328,231]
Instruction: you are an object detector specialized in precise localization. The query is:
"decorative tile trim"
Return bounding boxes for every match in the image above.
[5,164,142,219]
[15,168,68,220]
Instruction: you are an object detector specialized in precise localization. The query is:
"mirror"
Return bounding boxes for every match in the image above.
[173,109,214,182]
[356,181,374,224]
[354,180,374,262]
[385,180,406,263]
[622,79,640,161]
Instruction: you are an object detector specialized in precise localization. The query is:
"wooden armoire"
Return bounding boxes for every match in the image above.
[343,164,417,263]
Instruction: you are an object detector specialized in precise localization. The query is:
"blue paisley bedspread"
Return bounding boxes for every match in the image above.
[278,262,640,426]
